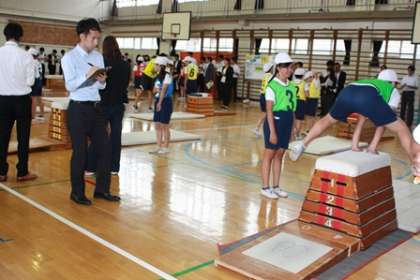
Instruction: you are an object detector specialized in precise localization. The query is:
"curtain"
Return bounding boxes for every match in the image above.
[111,0,118,17]
[343,39,352,65]
[234,0,242,10]
[254,0,264,10]
[255,38,262,55]
[156,38,161,55]
[156,0,162,14]
[346,0,356,5]
[170,40,177,56]
[171,0,178,12]
[375,0,388,4]
[370,40,383,67]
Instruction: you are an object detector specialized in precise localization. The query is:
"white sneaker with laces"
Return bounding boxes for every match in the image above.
[111,171,119,176]
[149,148,161,154]
[289,141,305,161]
[260,188,278,199]
[273,187,288,198]
[157,148,169,154]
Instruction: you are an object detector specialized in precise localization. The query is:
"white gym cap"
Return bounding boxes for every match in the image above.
[274,52,293,64]
[28,47,39,56]
[378,69,398,83]
[294,67,305,76]
[303,71,314,80]
[155,56,168,65]
[263,62,273,73]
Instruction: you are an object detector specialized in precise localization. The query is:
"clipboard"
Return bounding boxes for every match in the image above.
[77,66,112,89]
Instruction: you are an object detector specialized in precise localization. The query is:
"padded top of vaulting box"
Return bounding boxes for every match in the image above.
[315,150,391,177]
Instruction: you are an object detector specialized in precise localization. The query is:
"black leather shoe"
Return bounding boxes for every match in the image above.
[70,193,92,205]
[93,192,121,202]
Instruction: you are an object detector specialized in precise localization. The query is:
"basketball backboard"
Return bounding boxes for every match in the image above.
[162,12,191,40]
[412,1,420,43]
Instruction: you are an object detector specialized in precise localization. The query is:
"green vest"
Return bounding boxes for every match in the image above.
[267,79,297,112]
[353,79,394,103]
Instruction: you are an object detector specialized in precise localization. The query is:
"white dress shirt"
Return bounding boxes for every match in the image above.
[61,44,105,101]
[232,64,240,79]
[0,41,35,96]
[401,74,418,92]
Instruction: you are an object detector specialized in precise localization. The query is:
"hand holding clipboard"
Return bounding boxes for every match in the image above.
[77,63,112,89]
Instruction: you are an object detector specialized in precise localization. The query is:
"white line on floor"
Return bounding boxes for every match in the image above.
[0,182,177,280]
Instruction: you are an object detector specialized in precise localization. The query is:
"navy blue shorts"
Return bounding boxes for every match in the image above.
[263,111,294,150]
[141,75,155,91]
[305,98,318,116]
[186,80,198,95]
[30,78,43,97]
[259,94,266,112]
[329,85,397,126]
[134,76,142,89]
[153,98,173,124]
[295,100,306,120]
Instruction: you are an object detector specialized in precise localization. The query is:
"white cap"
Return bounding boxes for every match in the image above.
[378,69,398,83]
[274,52,293,64]
[28,47,39,56]
[166,59,174,65]
[182,56,192,63]
[136,56,144,62]
[303,71,314,80]
[263,62,273,73]
[414,124,420,144]
[155,56,168,66]
[294,68,305,76]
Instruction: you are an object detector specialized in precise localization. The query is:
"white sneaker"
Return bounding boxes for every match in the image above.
[157,148,169,154]
[273,187,288,198]
[149,148,161,154]
[252,128,261,138]
[85,171,95,176]
[260,188,278,199]
[111,171,119,176]
[289,141,305,161]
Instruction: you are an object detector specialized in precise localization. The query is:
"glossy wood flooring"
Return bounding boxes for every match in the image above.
[0,98,419,280]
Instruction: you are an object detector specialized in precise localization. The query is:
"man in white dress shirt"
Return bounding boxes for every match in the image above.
[61,18,120,205]
[0,22,37,182]
[400,64,418,128]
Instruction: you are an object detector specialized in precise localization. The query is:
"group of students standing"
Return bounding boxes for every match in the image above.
[131,52,241,111]
[258,51,420,199]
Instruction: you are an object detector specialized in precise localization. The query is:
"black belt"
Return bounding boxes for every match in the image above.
[70,100,101,106]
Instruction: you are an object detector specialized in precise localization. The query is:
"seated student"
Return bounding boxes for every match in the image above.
[289,69,415,165]
[150,57,174,155]
[293,67,306,140]
[303,71,321,132]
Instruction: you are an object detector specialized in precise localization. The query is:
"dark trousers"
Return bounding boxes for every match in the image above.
[67,101,110,197]
[0,95,32,177]
[320,87,328,116]
[222,84,233,107]
[87,104,125,173]
[400,91,415,127]
[233,78,238,102]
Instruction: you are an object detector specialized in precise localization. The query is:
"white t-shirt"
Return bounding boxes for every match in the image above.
[232,64,240,78]
[388,88,401,109]
[265,77,289,102]
[154,73,173,98]
[401,74,418,92]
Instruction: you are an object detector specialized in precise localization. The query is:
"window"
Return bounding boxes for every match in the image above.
[203,38,217,51]
[219,38,233,51]
[379,40,417,59]
[293,38,308,55]
[116,0,159,8]
[176,38,201,51]
[178,0,207,2]
[116,37,158,50]
[312,39,346,55]
[259,38,289,53]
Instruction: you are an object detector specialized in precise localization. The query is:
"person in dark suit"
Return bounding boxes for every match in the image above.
[86,35,130,176]
[319,60,336,115]
[220,57,234,109]
[334,62,346,98]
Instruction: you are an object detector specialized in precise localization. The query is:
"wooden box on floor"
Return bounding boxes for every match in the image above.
[299,151,398,250]
[336,113,376,142]
[186,96,214,116]
[48,108,71,145]
[215,220,361,280]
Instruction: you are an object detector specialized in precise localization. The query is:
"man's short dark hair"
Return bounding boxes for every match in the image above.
[4,22,23,41]
[76,18,101,35]
[408,64,416,71]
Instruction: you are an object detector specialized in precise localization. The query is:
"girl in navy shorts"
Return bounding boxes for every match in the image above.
[289,70,416,166]
[150,56,174,155]
[260,52,297,199]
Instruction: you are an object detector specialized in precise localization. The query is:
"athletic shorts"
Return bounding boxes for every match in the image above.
[134,76,143,89]
[153,97,173,124]
[263,110,294,150]
[259,94,266,112]
[329,85,397,126]
[141,75,155,91]
[305,98,318,117]
[295,99,306,120]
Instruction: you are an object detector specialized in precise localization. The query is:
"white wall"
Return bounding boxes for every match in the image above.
[0,0,112,22]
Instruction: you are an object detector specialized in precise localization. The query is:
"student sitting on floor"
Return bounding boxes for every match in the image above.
[289,70,417,168]
[260,52,297,199]
[150,56,174,155]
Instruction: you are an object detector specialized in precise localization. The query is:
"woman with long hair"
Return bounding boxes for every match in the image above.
[86,36,131,176]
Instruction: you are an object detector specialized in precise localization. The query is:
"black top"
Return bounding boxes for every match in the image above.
[222,65,234,87]
[99,58,130,106]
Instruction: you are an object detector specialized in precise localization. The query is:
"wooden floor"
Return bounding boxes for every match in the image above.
[0,97,419,280]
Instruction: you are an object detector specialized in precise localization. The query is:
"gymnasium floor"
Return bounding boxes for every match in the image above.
[0,98,419,280]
